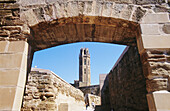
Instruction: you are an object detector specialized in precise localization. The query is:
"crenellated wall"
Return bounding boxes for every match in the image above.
[21,68,85,111]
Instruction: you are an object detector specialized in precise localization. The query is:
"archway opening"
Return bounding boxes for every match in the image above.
[20,14,150,111]
[31,42,126,85]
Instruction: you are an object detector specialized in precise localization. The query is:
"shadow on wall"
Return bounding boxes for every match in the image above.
[98,46,149,111]
[100,75,111,111]
[93,74,111,111]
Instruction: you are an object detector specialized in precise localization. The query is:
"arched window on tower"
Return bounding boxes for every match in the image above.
[84,59,86,65]
[84,50,86,54]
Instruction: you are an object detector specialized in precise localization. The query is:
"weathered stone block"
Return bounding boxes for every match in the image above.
[83,1,93,16]
[135,0,157,5]
[2,26,22,31]
[0,53,23,69]
[102,2,113,17]
[162,23,170,34]
[65,2,79,17]
[53,2,67,18]
[0,3,19,10]
[141,13,169,24]
[147,92,170,111]
[0,41,8,53]
[146,78,168,92]
[168,77,170,91]
[8,41,28,53]
[0,30,9,37]
[0,87,15,110]
[105,0,135,4]
[132,7,146,22]
[0,10,12,16]
[20,9,39,26]
[140,24,160,35]
[143,62,170,79]
[19,0,45,6]
[141,35,170,49]
[121,5,133,20]
[0,0,16,2]
[0,87,24,111]
[111,3,126,18]
[95,1,103,16]
[0,69,26,87]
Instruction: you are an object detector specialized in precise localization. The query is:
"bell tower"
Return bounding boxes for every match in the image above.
[79,48,91,87]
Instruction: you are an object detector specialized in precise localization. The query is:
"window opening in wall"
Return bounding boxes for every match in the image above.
[84,50,86,54]
[84,68,86,74]
[84,59,86,65]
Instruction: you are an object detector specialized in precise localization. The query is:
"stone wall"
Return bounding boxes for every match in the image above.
[0,0,30,41]
[79,85,100,96]
[140,49,170,93]
[100,75,110,111]
[21,68,85,111]
[108,46,148,111]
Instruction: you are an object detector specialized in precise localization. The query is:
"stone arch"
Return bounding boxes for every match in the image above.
[0,0,170,111]
[19,1,148,50]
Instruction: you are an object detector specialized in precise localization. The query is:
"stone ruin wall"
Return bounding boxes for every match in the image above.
[102,46,149,111]
[21,68,85,111]
[87,94,101,107]
[79,85,100,96]
[101,75,110,111]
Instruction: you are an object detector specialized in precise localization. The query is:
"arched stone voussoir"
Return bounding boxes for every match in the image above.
[28,16,140,51]
[20,0,150,27]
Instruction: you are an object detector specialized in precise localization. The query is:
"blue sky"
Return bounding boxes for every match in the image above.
[32,42,126,85]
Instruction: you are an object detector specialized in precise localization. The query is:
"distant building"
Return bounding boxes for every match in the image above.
[73,48,100,98]
[74,48,91,87]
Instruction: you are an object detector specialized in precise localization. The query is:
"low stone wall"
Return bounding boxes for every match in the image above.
[79,85,100,96]
[102,46,149,111]
[21,68,85,111]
